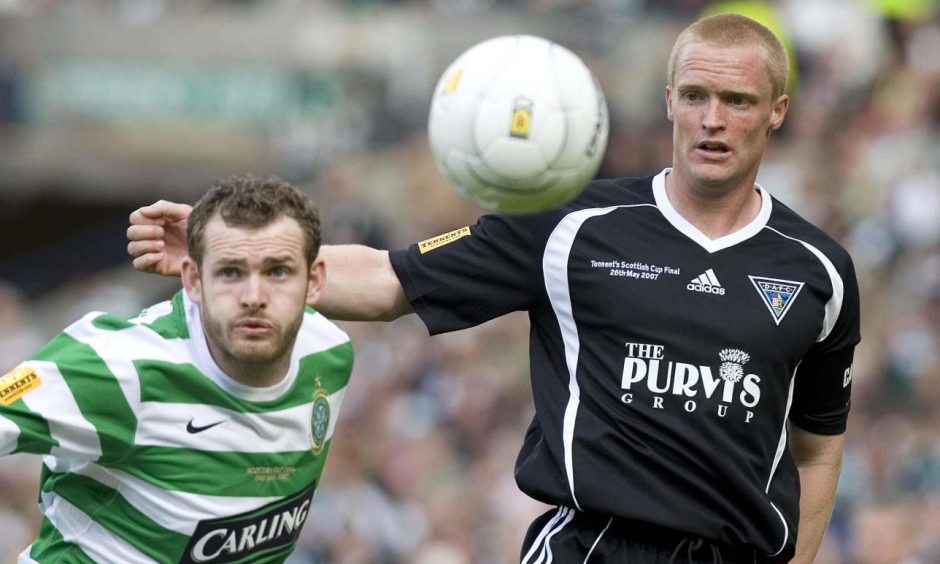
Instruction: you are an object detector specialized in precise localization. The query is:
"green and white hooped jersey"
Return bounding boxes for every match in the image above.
[0,291,353,563]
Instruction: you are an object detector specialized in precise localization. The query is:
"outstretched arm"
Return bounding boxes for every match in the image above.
[316,245,413,321]
[127,200,412,321]
[788,425,844,563]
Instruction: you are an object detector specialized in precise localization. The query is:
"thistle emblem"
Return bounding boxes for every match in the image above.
[718,349,751,383]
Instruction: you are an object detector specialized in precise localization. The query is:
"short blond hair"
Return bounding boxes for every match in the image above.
[667,13,789,99]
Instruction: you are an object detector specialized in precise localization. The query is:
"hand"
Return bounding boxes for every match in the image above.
[126,200,192,277]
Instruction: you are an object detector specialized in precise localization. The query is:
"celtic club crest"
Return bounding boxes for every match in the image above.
[310,389,330,454]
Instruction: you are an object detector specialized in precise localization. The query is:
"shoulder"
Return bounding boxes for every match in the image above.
[295,310,354,377]
[476,173,657,233]
[765,196,855,273]
[126,291,190,338]
[297,309,352,353]
[35,293,190,363]
[63,299,179,343]
[567,174,657,210]
[393,174,658,266]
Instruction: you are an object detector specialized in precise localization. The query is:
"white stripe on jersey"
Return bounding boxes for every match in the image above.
[767,501,789,558]
[21,361,102,460]
[0,411,20,455]
[762,364,797,557]
[545,207,618,510]
[292,310,352,357]
[135,387,345,452]
[544,206,650,511]
[764,227,845,342]
[584,517,613,564]
[40,491,157,563]
[55,459,281,535]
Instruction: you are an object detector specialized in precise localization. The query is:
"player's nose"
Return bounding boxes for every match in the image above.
[240,274,267,309]
[701,98,726,130]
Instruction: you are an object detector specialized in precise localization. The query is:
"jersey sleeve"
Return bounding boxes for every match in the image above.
[789,253,861,435]
[0,314,137,462]
[389,212,557,335]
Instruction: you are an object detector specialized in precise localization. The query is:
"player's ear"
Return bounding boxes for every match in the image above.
[306,256,326,306]
[768,94,789,134]
[181,257,202,304]
[665,85,675,122]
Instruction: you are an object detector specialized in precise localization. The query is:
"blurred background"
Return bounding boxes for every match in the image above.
[1,0,939,562]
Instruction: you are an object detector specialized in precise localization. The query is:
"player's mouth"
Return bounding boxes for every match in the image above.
[696,140,731,158]
[234,318,275,338]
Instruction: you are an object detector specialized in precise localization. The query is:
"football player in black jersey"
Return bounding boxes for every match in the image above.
[129,13,860,564]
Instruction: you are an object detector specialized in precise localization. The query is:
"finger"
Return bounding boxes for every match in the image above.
[136,201,192,222]
[132,253,163,272]
[126,224,164,242]
[127,239,165,258]
[129,208,166,226]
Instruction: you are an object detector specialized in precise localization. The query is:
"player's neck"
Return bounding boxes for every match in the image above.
[664,171,763,240]
[224,362,289,388]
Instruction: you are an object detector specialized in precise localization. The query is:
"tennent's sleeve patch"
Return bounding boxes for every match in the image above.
[0,366,42,406]
[418,226,471,254]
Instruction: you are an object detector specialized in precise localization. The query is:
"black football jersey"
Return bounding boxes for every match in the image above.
[389,169,861,561]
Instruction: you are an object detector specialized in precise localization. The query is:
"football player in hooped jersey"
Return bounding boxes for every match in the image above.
[128,14,860,564]
[3,175,353,563]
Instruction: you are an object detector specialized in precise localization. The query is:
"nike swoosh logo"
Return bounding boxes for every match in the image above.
[186,419,226,434]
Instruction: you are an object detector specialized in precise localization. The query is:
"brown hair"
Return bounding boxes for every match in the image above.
[667,13,789,99]
[187,174,321,266]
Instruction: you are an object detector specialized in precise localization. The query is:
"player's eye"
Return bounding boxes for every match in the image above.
[219,267,242,279]
[269,266,290,278]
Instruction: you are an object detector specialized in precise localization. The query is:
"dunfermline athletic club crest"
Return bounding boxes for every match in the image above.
[310,376,330,454]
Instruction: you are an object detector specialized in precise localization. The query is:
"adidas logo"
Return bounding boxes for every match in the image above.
[687,269,726,295]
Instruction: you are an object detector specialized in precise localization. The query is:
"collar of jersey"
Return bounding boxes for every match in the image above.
[652,168,772,254]
[182,291,299,402]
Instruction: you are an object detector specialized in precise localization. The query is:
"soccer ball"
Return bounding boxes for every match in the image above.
[428,35,609,214]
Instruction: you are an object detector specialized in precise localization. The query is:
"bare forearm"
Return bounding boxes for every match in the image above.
[314,245,413,321]
[790,430,844,563]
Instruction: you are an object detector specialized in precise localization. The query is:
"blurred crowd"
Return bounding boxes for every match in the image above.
[2,1,940,563]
